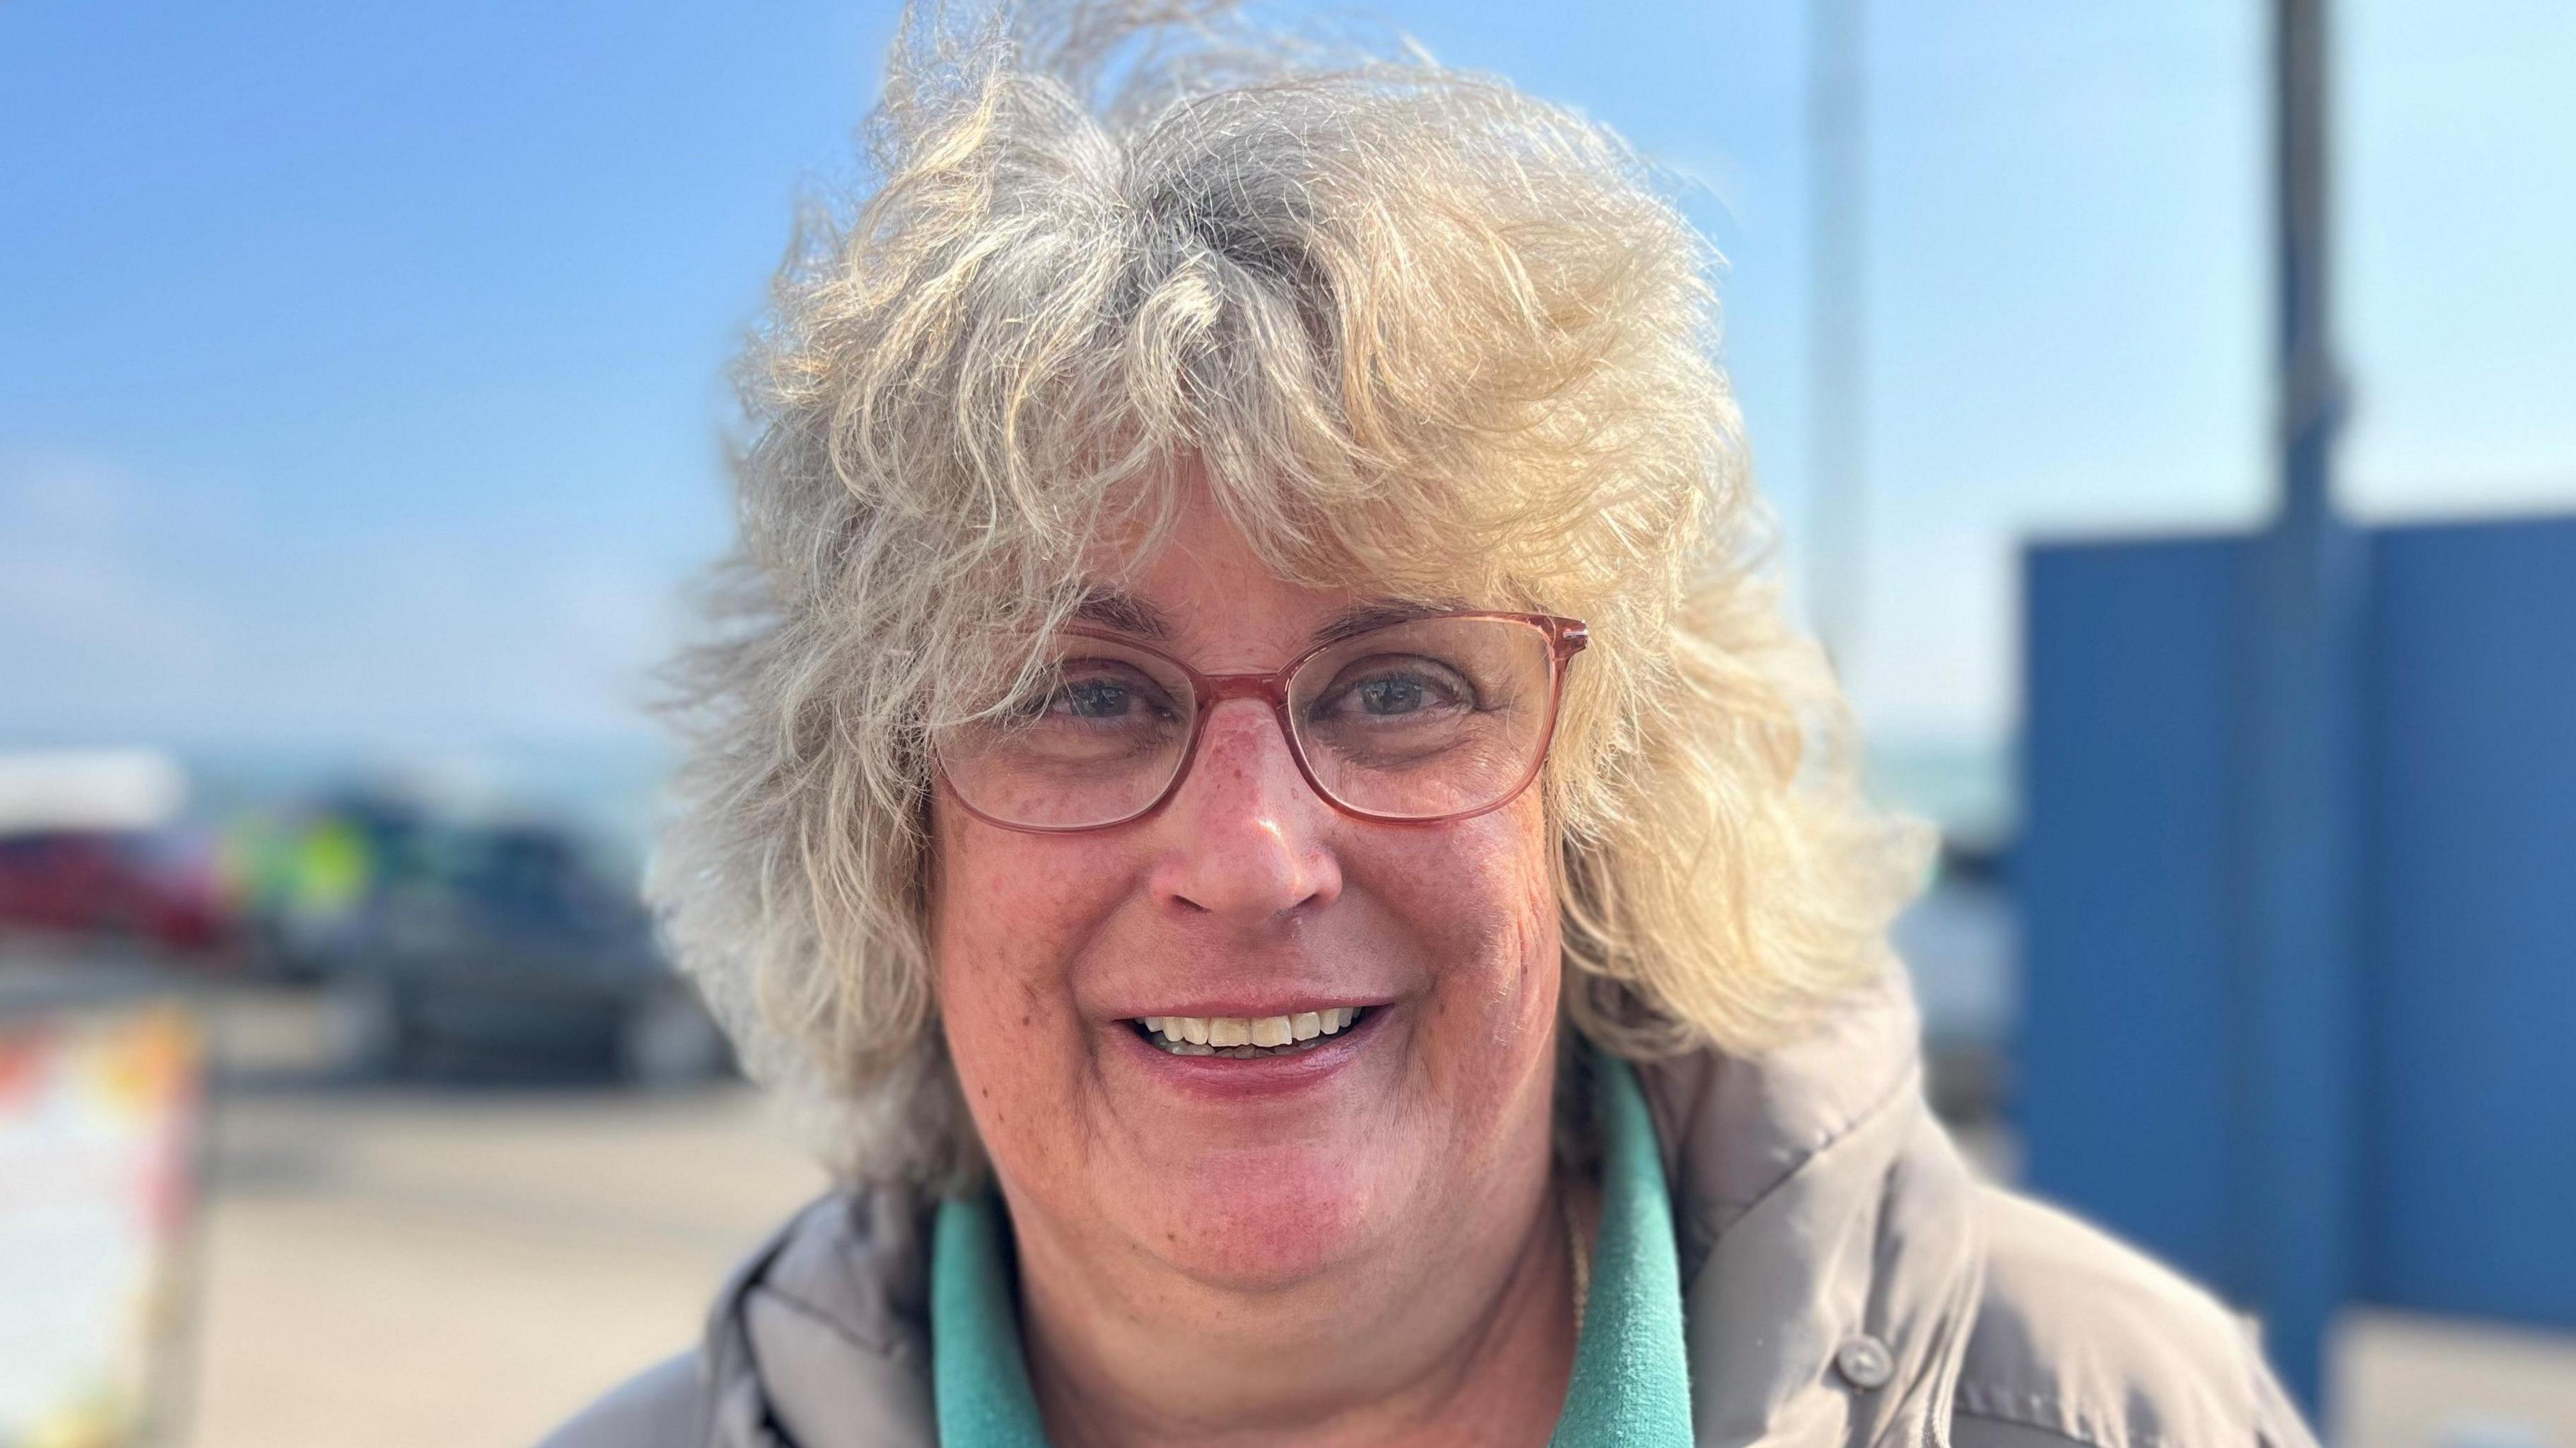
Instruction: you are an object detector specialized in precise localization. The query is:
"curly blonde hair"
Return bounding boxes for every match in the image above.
[652,0,1931,1188]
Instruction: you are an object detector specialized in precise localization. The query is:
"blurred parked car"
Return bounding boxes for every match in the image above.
[0,829,232,956]
[221,795,410,981]
[319,818,726,1086]
[0,748,233,961]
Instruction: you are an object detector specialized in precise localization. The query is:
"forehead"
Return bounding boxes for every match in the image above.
[1069,586,1464,658]
[1068,486,1466,662]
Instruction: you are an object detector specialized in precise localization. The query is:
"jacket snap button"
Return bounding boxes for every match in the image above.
[1834,1335,1894,1390]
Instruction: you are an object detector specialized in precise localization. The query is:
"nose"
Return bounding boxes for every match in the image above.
[1145,698,1343,924]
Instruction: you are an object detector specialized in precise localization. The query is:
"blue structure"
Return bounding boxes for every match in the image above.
[2019,512,2576,1412]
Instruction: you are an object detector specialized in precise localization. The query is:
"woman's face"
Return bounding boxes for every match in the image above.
[930,490,1565,1293]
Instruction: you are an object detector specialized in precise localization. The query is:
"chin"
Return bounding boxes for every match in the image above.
[1132,1140,1392,1291]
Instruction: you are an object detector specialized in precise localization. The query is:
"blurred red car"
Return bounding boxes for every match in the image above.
[0,830,231,955]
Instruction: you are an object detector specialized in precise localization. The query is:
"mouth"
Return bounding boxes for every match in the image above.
[1128,1007,1374,1059]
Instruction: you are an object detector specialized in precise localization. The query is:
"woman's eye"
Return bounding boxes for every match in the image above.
[1054,678,1134,718]
[1028,661,1174,724]
[1355,677,1430,715]
[1321,659,1470,720]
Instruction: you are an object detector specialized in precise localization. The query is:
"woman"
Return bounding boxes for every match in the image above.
[550,3,2317,1445]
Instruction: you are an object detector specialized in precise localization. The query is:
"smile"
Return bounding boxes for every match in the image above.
[1129,1008,1371,1058]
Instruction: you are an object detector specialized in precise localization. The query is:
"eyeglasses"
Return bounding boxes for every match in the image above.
[933,611,1589,834]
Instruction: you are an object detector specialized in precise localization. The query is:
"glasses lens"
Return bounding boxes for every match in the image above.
[1287,616,1558,820]
[936,636,1195,830]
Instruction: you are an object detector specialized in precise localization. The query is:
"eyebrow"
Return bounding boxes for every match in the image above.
[1068,588,1461,648]
[1310,598,1462,645]
[1069,589,1174,639]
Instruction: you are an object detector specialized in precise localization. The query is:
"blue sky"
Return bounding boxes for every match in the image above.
[5,0,2572,761]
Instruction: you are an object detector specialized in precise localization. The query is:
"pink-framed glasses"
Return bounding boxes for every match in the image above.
[933,610,1589,834]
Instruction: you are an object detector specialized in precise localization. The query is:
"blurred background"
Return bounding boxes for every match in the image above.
[3,1,2571,1444]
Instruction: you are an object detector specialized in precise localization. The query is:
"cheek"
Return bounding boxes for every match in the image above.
[928,805,1126,1170]
[1366,801,1560,1202]
[1385,799,1562,1041]
[930,797,1122,983]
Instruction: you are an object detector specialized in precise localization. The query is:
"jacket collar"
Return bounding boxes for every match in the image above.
[1635,973,1987,1448]
[700,973,1986,1448]
[704,1190,937,1448]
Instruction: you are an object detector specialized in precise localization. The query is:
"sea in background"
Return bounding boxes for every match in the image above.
[1868,735,2015,851]
[1869,736,2019,1070]
[170,736,675,867]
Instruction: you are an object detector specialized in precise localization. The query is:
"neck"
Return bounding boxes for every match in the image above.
[1008,1149,1589,1448]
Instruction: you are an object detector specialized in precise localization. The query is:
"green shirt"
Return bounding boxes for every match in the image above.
[930,1051,1693,1445]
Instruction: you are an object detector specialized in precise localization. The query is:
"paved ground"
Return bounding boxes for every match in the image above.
[189,1082,822,1448]
[172,987,2576,1448]
[2337,1316,2576,1448]
[180,987,823,1448]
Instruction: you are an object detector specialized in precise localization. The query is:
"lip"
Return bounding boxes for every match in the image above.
[1110,1003,1389,1100]
[1104,995,1389,1021]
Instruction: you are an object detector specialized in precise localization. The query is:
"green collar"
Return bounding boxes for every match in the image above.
[930,1050,1693,1446]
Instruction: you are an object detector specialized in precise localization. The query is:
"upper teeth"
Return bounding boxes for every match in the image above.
[1140,1009,1358,1047]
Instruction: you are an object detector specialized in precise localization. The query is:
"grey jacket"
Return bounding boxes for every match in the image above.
[541,980,2318,1448]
